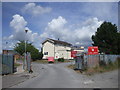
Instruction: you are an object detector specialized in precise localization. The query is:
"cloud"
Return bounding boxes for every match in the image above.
[41,16,103,47]
[42,16,68,39]
[22,3,52,16]
[4,15,103,50]
[9,14,40,42]
[3,14,42,50]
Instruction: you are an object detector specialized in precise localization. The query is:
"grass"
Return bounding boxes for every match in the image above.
[67,64,75,69]
[14,63,21,67]
[67,58,120,75]
[34,59,73,64]
[34,60,49,64]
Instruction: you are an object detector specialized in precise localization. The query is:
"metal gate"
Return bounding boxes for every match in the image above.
[0,54,14,75]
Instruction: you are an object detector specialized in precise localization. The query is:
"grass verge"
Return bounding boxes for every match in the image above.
[34,59,73,64]
[34,60,48,64]
[14,63,21,67]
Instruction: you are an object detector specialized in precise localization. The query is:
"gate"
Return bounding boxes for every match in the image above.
[0,54,14,75]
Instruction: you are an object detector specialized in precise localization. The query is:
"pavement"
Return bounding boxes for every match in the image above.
[7,62,118,88]
[2,60,39,88]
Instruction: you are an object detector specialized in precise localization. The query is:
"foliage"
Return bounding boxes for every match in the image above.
[58,58,64,62]
[116,57,120,68]
[14,63,21,67]
[99,60,106,67]
[48,61,54,63]
[92,21,120,54]
[108,59,113,66]
[14,41,43,61]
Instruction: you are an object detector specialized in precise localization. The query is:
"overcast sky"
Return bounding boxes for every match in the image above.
[2,2,118,50]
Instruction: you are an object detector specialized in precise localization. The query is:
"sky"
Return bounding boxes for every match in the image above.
[2,2,118,51]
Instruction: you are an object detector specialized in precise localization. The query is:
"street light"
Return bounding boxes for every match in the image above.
[24,29,28,70]
[25,29,28,56]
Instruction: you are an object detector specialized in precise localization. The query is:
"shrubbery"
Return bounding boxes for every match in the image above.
[14,41,43,61]
[58,58,64,62]
[99,60,106,67]
[31,51,43,61]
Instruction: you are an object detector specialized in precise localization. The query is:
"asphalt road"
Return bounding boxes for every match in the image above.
[11,62,118,88]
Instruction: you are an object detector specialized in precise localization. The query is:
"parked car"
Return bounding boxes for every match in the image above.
[48,57,54,63]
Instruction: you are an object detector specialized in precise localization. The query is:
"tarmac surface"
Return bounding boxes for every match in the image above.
[2,61,118,88]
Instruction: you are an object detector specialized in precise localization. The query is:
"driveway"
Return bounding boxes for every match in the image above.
[10,62,118,88]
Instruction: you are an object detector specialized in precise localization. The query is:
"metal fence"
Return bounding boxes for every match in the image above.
[0,54,14,75]
[84,54,120,68]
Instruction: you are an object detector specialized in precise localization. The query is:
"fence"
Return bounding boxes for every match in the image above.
[0,54,14,75]
[84,54,120,68]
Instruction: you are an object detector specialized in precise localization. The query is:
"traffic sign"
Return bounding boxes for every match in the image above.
[88,46,98,55]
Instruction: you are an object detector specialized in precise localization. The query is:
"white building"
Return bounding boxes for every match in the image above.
[42,38,72,59]
[72,46,84,52]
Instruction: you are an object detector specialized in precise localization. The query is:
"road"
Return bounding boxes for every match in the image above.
[11,62,118,88]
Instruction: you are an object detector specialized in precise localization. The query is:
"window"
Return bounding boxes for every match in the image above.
[44,52,48,55]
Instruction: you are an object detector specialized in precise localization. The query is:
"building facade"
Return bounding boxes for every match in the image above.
[42,38,72,59]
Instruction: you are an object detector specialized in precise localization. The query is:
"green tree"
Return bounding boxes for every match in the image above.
[92,21,119,54]
[14,41,43,60]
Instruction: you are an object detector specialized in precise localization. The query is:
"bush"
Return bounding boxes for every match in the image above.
[114,57,120,68]
[14,41,43,61]
[99,60,106,67]
[108,59,113,66]
[58,58,64,62]
[31,51,43,61]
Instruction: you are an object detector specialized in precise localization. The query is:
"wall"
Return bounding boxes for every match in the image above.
[42,41,54,59]
[54,44,72,59]
[42,41,72,59]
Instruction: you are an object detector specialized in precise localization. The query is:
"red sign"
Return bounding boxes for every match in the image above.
[71,51,77,57]
[48,57,54,62]
[88,46,98,55]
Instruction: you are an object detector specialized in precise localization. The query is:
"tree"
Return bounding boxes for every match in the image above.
[14,41,43,60]
[92,21,120,54]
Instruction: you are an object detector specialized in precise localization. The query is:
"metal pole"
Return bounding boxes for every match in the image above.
[23,34,26,70]
[24,30,28,70]
[25,36,26,70]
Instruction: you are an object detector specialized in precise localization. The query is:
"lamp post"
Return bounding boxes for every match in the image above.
[25,29,28,56]
[6,42,8,53]
[24,29,28,70]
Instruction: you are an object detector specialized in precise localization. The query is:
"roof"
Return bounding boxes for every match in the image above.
[2,50,19,54]
[71,46,84,50]
[42,38,72,46]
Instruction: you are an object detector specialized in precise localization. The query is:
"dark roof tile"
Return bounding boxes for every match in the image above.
[42,38,72,46]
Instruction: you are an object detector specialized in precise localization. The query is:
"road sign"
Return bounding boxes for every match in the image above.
[88,46,98,55]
